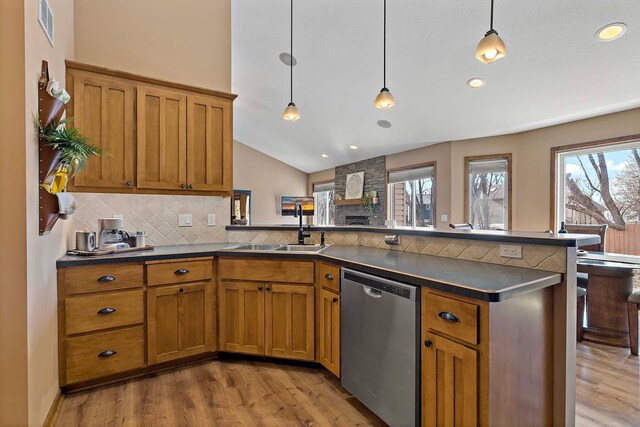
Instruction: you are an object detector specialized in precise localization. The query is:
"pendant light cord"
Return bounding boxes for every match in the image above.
[290,0,294,103]
[383,0,386,88]
[490,0,494,30]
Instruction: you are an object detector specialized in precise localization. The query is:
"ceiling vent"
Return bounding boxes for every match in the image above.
[39,0,54,46]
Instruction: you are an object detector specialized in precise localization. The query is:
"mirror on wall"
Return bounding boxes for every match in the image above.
[231,190,251,225]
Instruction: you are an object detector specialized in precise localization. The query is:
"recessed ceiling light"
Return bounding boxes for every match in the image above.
[349,145,358,150]
[377,120,392,128]
[321,154,329,158]
[279,52,297,66]
[596,23,627,41]
[467,77,485,88]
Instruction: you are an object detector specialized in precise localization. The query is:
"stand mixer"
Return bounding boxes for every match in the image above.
[98,218,130,251]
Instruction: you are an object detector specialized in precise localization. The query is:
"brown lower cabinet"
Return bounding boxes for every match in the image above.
[147,281,214,364]
[318,288,340,377]
[219,280,315,361]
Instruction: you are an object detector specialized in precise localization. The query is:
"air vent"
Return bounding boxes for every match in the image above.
[39,0,54,46]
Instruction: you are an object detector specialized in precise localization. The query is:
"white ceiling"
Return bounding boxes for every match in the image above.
[232,0,640,173]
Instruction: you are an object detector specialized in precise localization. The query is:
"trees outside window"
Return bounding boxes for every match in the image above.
[388,164,435,227]
[313,181,335,225]
[465,155,511,230]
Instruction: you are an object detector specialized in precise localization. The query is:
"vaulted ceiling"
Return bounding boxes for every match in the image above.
[232,0,640,173]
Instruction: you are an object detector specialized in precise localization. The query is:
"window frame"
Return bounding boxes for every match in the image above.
[464,154,513,230]
[386,162,437,228]
[550,134,640,231]
[311,179,335,226]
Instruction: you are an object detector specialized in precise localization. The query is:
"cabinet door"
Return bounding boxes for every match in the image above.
[422,333,478,427]
[137,86,187,190]
[219,281,265,355]
[71,72,135,189]
[147,282,213,364]
[266,284,314,361]
[319,289,340,377]
[187,95,232,192]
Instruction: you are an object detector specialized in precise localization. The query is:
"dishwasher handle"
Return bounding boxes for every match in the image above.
[363,286,383,298]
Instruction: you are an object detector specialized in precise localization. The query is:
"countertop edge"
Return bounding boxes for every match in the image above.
[226,225,598,247]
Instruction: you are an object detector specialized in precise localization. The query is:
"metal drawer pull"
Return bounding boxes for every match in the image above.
[332,297,338,303]
[97,307,116,315]
[97,276,116,282]
[98,350,117,358]
[324,273,334,281]
[174,269,189,275]
[438,311,460,323]
[424,339,432,348]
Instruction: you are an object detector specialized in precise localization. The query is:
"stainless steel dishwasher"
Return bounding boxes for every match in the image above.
[341,268,420,427]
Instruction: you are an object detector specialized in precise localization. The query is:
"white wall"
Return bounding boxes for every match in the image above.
[234,141,309,224]
[22,0,75,425]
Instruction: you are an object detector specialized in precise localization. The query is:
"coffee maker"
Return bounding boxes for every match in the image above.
[98,218,130,250]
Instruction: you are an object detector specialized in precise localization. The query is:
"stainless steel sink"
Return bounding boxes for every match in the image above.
[223,244,284,251]
[275,244,325,252]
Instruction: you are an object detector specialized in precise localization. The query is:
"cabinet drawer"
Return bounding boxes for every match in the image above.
[219,259,314,284]
[317,263,340,293]
[65,290,144,335]
[63,264,143,295]
[147,258,213,286]
[423,292,479,345]
[65,326,145,385]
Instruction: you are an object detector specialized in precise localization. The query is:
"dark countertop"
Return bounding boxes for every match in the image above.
[226,224,599,248]
[57,244,563,302]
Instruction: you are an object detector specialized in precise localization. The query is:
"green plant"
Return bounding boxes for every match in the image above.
[361,191,377,219]
[38,118,105,176]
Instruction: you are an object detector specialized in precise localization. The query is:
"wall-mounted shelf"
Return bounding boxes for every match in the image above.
[39,60,67,235]
[335,198,364,206]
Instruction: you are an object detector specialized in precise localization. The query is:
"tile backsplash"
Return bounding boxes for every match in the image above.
[70,193,230,247]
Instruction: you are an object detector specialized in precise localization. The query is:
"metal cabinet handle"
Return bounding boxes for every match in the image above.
[424,339,432,348]
[97,276,116,282]
[174,269,189,275]
[188,184,193,189]
[98,350,117,358]
[126,181,132,187]
[266,286,271,291]
[438,311,460,323]
[324,273,334,281]
[180,184,185,189]
[97,307,116,315]
[332,297,338,303]
[179,288,184,293]
[258,286,263,291]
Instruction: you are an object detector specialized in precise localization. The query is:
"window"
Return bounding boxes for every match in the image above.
[231,190,251,225]
[388,164,435,227]
[465,155,511,230]
[555,140,640,255]
[313,181,335,225]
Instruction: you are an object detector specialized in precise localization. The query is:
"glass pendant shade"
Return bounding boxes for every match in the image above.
[374,88,396,110]
[475,30,506,64]
[282,102,301,121]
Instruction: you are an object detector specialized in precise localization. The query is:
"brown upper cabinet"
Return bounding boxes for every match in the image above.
[66,61,236,196]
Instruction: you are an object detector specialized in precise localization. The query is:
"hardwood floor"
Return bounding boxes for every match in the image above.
[576,342,640,426]
[55,343,639,426]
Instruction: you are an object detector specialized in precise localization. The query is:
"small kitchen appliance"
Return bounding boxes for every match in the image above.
[98,218,130,251]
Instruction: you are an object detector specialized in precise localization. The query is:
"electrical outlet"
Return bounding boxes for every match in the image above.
[207,214,216,226]
[440,214,448,222]
[499,244,523,259]
[178,214,192,227]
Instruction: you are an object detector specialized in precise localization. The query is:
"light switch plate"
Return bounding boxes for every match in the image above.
[178,214,193,227]
[207,214,216,226]
[440,214,448,222]
[500,244,523,259]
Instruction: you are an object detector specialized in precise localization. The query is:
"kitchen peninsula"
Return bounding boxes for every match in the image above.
[57,226,596,426]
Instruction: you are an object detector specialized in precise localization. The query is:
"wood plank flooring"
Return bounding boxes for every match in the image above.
[56,343,639,426]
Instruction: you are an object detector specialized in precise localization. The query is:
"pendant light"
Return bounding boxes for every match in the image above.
[475,0,507,64]
[282,0,300,121]
[374,0,396,110]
